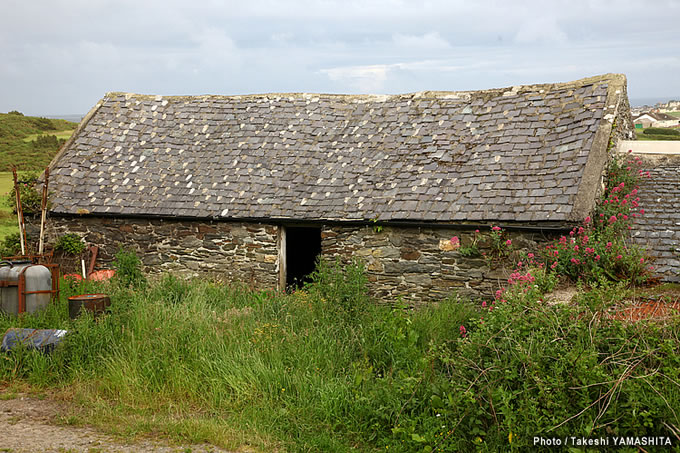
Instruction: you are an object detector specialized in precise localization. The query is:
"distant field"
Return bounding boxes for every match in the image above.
[667,111,680,118]
[22,130,73,142]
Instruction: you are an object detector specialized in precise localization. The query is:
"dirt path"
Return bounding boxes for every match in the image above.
[0,394,232,453]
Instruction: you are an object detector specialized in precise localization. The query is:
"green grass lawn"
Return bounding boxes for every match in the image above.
[667,111,680,118]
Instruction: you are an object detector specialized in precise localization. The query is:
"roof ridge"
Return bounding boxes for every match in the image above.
[102,73,624,102]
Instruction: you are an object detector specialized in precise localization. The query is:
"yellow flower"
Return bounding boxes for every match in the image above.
[508,431,515,444]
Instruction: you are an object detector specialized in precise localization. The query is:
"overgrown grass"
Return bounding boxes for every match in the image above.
[1,260,678,452]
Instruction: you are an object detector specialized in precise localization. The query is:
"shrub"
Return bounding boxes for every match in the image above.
[112,247,146,289]
[8,110,23,116]
[30,117,56,131]
[0,232,25,257]
[32,134,59,150]
[643,127,680,136]
[53,233,86,255]
[3,172,43,216]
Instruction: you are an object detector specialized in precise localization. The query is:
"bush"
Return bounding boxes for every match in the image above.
[3,172,43,217]
[0,232,26,257]
[643,127,680,136]
[32,134,59,150]
[112,248,146,289]
[8,110,23,116]
[30,117,56,131]
[53,233,86,255]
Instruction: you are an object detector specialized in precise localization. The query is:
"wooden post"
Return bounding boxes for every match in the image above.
[12,167,27,256]
[39,168,50,254]
[278,226,287,291]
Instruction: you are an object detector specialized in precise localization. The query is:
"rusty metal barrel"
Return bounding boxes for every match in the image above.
[68,293,111,319]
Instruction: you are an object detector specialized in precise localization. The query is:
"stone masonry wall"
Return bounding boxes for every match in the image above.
[631,154,680,282]
[32,216,280,288]
[321,225,559,304]
[31,216,565,303]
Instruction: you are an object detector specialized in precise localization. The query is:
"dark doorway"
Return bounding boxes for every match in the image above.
[285,226,322,289]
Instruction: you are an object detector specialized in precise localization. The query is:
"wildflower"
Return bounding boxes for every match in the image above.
[639,209,645,215]
[459,325,467,338]
[584,216,591,224]
[475,229,480,233]
[492,226,501,231]
[606,242,612,248]
[527,253,534,259]
[481,301,487,308]
[570,258,580,265]
[616,255,622,260]
[595,255,601,261]
[574,245,579,252]
[506,239,512,246]
[640,258,644,263]
[609,215,617,224]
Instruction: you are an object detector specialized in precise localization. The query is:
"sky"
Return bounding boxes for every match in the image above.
[1,0,679,116]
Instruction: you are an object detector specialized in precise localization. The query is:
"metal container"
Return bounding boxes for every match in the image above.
[68,293,111,319]
[0,261,53,315]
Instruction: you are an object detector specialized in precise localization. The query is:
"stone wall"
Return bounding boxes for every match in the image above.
[33,216,564,303]
[32,216,280,288]
[630,154,680,282]
[321,225,558,304]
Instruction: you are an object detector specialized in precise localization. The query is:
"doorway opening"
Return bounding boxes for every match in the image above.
[285,226,322,290]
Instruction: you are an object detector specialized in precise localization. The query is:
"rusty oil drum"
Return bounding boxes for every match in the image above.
[68,294,111,319]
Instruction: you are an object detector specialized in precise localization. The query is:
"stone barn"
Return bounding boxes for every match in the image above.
[42,74,635,302]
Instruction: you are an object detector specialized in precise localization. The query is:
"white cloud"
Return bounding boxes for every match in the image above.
[392,32,451,51]
[514,16,568,44]
[320,64,390,92]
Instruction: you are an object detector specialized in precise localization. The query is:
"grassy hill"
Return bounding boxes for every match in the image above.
[0,111,78,172]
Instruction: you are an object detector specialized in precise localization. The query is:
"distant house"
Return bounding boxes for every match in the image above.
[633,112,680,128]
[42,74,634,302]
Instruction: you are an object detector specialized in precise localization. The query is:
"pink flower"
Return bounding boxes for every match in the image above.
[616,255,622,260]
[595,255,601,261]
[571,258,580,265]
[551,261,558,269]
[609,216,617,224]
[475,229,480,233]
[640,258,644,263]
[606,242,612,248]
[574,245,579,252]
[492,226,501,231]
[481,301,487,308]
[527,253,534,259]
[459,325,467,338]
[639,209,645,215]
[506,239,512,246]
[584,216,591,224]
[450,236,460,245]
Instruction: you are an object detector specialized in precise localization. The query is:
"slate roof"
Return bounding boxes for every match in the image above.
[631,154,680,282]
[48,74,628,224]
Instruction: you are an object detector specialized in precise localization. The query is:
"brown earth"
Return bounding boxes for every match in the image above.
[0,393,233,453]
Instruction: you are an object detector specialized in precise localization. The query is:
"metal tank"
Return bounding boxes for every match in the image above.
[0,261,53,315]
